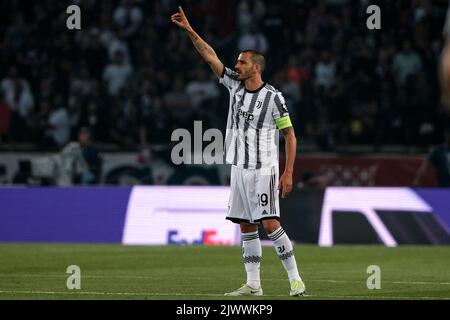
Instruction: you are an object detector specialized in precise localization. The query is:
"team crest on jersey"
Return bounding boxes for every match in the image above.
[256,100,263,109]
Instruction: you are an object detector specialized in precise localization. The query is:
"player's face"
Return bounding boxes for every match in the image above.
[235,52,256,81]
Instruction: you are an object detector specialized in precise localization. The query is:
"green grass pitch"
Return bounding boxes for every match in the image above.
[0,244,449,300]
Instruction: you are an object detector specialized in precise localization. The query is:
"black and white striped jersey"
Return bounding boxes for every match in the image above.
[219,66,291,169]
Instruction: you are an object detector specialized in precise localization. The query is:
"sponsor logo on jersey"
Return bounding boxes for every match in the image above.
[238,108,254,122]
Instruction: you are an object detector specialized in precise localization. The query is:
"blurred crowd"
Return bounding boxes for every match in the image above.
[1,0,450,152]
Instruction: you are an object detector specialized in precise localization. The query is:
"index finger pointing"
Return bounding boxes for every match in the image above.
[179,6,185,14]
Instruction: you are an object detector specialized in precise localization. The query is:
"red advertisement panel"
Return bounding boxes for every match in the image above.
[281,156,437,187]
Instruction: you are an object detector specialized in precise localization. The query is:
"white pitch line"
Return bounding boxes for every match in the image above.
[305,295,450,300]
[0,290,225,297]
[0,290,449,300]
[1,274,450,286]
[0,290,292,298]
[392,281,450,285]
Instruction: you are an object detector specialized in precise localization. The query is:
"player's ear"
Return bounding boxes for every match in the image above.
[254,63,261,74]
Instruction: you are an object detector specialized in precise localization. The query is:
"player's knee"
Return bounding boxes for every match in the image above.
[262,219,281,234]
[240,222,258,233]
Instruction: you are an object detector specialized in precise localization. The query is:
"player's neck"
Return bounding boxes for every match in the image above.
[244,76,264,93]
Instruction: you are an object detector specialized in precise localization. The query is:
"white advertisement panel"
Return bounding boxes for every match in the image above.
[318,187,433,247]
[122,186,240,245]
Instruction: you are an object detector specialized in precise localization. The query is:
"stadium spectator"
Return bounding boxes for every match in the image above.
[102,50,133,97]
[43,96,70,148]
[277,55,303,113]
[185,66,220,110]
[0,91,12,142]
[237,0,254,31]
[392,41,424,86]
[413,128,450,188]
[1,67,31,98]
[1,67,34,142]
[77,30,108,82]
[29,99,51,146]
[237,24,269,54]
[62,127,102,185]
[0,0,449,153]
[113,0,143,39]
[104,29,132,64]
[163,75,194,128]
[109,88,139,150]
[314,51,336,91]
[139,96,175,147]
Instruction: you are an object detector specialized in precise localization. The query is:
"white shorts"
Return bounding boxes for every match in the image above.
[226,165,280,224]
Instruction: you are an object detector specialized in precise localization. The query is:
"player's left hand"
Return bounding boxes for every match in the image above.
[278,172,293,198]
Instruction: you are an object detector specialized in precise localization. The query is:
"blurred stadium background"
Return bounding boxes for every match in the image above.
[1,0,450,299]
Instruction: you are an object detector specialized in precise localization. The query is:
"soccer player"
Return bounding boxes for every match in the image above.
[415,2,450,187]
[171,7,306,296]
[413,128,450,187]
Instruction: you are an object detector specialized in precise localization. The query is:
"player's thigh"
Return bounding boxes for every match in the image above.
[228,166,249,219]
[254,166,279,217]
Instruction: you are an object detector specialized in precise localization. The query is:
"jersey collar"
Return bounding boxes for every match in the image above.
[245,82,266,93]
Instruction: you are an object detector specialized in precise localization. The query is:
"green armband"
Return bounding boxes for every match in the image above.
[275,116,292,130]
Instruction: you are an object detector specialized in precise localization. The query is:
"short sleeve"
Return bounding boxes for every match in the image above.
[219,66,241,91]
[272,92,290,121]
[272,92,292,130]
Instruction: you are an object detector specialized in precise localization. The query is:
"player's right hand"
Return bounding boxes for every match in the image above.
[171,6,191,30]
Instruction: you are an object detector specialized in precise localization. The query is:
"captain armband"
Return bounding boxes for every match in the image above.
[275,115,292,130]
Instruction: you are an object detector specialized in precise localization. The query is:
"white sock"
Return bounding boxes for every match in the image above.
[268,227,301,281]
[242,231,262,289]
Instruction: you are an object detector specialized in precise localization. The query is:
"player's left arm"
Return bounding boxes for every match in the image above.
[279,125,297,198]
[272,92,296,198]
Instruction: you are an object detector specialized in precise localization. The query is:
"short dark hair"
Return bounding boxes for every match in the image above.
[241,49,266,73]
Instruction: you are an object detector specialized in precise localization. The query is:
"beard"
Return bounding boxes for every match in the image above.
[237,70,253,81]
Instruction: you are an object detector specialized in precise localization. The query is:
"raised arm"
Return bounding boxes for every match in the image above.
[171,6,224,79]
